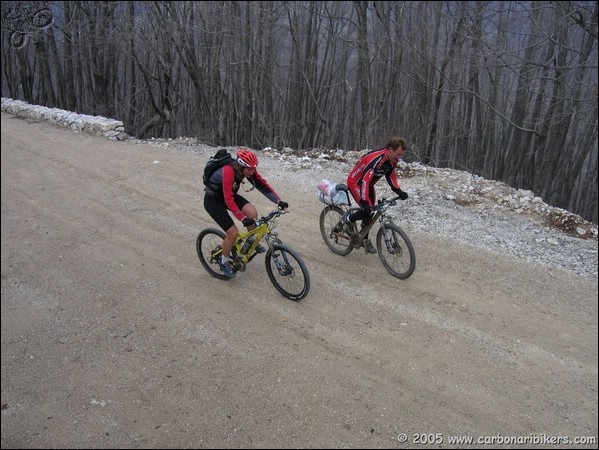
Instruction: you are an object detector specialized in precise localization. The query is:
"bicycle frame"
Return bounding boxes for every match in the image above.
[234,222,271,264]
[345,196,401,249]
[211,210,285,268]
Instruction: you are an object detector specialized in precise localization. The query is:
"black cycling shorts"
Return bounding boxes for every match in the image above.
[204,193,250,231]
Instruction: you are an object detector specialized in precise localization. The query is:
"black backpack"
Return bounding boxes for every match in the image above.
[203,148,234,185]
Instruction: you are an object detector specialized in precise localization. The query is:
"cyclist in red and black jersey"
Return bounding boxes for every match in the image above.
[204,149,288,279]
[345,137,409,253]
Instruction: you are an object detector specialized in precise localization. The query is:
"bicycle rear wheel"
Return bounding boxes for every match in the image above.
[319,206,353,256]
[376,223,416,279]
[265,243,310,301]
[196,228,229,280]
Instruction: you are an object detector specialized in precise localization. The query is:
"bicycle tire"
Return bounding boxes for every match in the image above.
[319,205,353,256]
[376,223,416,279]
[196,228,229,280]
[265,243,310,301]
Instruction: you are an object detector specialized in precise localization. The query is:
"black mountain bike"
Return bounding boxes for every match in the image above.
[319,184,416,279]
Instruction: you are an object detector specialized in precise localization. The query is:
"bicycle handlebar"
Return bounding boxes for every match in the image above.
[256,208,288,225]
[376,196,402,208]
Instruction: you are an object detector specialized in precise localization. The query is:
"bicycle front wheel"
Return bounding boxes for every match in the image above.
[319,206,353,256]
[376,223,416,279]
[196,228,229,280]
[265,243,310,301]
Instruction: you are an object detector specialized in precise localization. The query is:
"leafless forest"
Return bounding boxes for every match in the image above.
[1,1,597,223]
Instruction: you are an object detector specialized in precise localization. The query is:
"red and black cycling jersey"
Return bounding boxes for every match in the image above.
[204,163,280,220]
[347,148,401,207]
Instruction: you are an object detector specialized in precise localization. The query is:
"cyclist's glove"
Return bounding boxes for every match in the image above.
[393,187,409,200]
[242,217,255,227]
[277,200,289,210]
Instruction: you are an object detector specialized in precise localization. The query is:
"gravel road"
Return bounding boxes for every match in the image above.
[2,113,597,449]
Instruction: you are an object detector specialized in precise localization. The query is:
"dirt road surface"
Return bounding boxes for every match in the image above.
[1,113,597,449]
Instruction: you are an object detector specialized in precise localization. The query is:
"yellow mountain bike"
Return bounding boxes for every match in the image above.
[197,209,310,301]
[319,184,416,279]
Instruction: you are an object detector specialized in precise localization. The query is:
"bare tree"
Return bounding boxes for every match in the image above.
[1,1,596,222]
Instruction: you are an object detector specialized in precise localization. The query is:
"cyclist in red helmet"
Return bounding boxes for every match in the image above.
[204,148,289,279]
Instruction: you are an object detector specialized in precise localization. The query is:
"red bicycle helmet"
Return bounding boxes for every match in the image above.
[237,149,258,168]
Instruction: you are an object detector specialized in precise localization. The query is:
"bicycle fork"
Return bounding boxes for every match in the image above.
[270,244,294,276]
[380,221,402,256]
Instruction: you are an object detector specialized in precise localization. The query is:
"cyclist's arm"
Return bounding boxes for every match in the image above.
[360,169,376,207]
[385,167,401,192]
[222,165,245,221]
[252,171,281,204]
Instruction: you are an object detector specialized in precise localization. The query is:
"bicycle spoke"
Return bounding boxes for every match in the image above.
[265,244,310,301]
[319,206,353,256]
[197,228,230,280]
[376,224,416,279]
